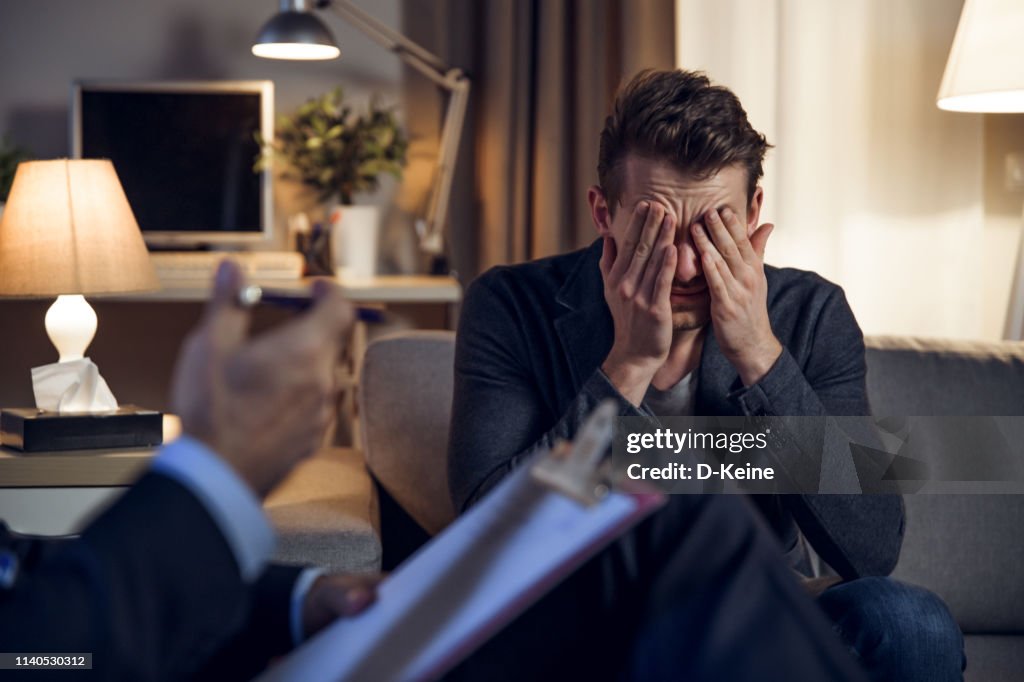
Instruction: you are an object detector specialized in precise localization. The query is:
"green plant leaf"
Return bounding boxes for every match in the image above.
[255,88,408,199]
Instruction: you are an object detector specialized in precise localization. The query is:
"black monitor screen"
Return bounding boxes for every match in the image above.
[79,89,264,235]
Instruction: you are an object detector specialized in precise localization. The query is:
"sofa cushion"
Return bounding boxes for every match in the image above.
[866,336,1024,416]
[964,635,1024,682]
[360,331,456,536]
[893,495,1024,632]
[865,336,1024,633]
[264,447,380,574]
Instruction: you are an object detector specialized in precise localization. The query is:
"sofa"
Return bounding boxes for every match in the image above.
[356,331,1024,681]
[868,336,1024,681]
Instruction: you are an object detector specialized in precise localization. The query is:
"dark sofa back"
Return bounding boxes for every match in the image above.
[865,336,1024,634]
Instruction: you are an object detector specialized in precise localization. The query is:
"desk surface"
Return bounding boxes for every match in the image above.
[96,274,462,304]
[0,444,157,487]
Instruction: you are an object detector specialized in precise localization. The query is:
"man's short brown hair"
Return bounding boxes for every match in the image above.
[598,69,771,213]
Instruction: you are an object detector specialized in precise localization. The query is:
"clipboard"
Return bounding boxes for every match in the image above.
[258,401,666,682]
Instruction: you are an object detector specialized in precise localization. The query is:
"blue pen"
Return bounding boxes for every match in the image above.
[236,284,385,323]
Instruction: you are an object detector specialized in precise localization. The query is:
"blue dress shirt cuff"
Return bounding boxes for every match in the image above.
[150,435,275,582]
[290,567,325,645]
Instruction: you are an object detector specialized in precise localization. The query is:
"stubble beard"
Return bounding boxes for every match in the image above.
[671,305,710,332]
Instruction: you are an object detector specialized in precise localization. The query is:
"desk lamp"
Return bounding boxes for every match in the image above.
[0,159,162,450]
[251,0,470,267]
[937,0,1024,339]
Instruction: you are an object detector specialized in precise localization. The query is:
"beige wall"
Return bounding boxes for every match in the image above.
[0,0,402,152]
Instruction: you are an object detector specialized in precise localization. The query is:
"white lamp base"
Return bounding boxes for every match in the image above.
[44,294,98,363]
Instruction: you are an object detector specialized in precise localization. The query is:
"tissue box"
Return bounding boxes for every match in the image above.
[0,406,163,452]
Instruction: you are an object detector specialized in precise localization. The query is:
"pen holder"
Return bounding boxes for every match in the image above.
[296,226,333,277]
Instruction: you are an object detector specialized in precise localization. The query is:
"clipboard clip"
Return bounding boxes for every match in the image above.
[530,400,618,506]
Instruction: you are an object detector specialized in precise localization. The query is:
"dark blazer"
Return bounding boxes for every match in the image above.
[0,473,301,681]
[448,239,905,580]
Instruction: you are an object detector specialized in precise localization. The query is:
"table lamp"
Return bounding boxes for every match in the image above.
[0,159,163,451]
[251,0,470,264]
[937,0,1024,340]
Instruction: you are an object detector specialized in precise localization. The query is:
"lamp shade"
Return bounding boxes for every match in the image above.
[0,159,159,296]
[937,0,1024,112]
[252,9,340,60]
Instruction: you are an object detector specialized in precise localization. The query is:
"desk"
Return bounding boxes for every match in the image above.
[0,275,461,444]
[120,274,462,443]
[0,420,381,572]
[104,274,461,305]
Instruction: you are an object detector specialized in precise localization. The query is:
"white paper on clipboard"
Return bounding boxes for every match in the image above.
[258,402,665,682]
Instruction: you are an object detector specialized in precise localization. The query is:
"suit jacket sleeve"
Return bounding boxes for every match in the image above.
[0,473,289,681]
[729,285,905,579]
[447,274,657,512]
[189,563,305,681]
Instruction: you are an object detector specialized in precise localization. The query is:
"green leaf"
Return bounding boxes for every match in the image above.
[257,88,408,197]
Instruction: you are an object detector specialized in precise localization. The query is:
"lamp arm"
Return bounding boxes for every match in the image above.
[419,77,470,255]
[320,0,470,257]
[394,49,465,91]
[320,0,449,83]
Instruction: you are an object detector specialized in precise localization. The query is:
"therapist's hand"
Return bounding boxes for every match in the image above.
[170,260,354,497]
[302,573,381,638]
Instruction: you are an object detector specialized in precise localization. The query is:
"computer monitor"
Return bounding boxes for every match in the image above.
[71,80,274,248]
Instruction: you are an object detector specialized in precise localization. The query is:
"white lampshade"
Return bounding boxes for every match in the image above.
[0,159,159,296]
[937,0,1024,113]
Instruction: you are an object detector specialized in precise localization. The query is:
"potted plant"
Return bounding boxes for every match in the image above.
[257,88,408,278]
[0,138,30,221]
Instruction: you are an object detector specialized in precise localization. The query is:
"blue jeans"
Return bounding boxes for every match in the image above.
[818,577,965,681]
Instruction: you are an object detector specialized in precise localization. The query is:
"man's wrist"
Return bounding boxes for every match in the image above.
[734,337,784,387]
[601,353,660,406]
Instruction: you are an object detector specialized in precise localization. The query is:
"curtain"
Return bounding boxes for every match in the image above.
[676,0,1019,340]
[402,0,676,281]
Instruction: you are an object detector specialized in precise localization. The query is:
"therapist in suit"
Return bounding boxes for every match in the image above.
[0,261,376,681]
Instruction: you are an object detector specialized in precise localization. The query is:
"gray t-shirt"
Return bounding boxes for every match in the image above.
[645,370,812,571]
[644,371,697,417]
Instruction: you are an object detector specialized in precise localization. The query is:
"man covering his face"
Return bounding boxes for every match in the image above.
[447,70,964,681]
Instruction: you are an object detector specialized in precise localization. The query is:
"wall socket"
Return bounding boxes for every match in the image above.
[1006,152,1024,191]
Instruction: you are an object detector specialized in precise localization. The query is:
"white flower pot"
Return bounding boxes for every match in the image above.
[329,204,379,279]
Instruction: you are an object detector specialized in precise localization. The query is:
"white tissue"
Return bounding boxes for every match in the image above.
[31,357,119,413]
